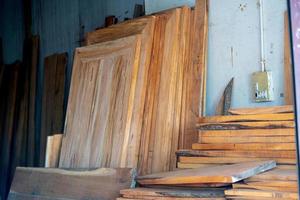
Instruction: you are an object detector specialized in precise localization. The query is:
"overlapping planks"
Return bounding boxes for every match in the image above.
[178,111,296,168]
[60,2,207,175]
[225,169,298,200]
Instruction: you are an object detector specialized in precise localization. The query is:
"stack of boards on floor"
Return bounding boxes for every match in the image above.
[118,161,277,200]
[226,168,298,199]
[59,0,208,175]
[177,105,296,169]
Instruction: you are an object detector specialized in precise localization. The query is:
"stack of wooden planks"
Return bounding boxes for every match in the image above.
[118,161,276,200]
[59,0,208,175]
[225,168,298,199]
[177,106,296,169]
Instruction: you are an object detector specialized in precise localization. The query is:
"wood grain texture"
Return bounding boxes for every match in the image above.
[8,167,135,200]
[225,189,298,199]
[245,169,297,182]
[198,113,294,123]
[199,129,295,137]
[284,11,294,105]
[120,187,225,198]
[40,53,67,167]
[192,143,296,151]
[180,0,208,149]
[200,136,295,144]
[197,121,295,130]
[45,134,63,168]
[228,105,293,115]
[137,161,276,185]
[232,183,297,192]
[60,36,143,169]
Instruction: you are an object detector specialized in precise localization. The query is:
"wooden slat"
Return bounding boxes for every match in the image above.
[192,143,296,151]
[120,187,225,198]
[245,169,297,182]
[200,136,295,144]
[118,198,225,200]
[284,11,294,105]
[228,105,294,115]
[45,134,63,168]
[197,121,295,130]
[244,180,297,188]
[176,150,296,159]
[137,161,276,185]
[180,0,208,149]
[179,156,295,165]
[232,183,297,192]
[225,189,298,199]
[198,113,294,123]
[41,53,67,166]
[199,129,295,137]
[8,167,134,200]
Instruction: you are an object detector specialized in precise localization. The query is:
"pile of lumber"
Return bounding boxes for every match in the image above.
[118,161,276,200]
[225,168,298,199]
[177,106,296,169]
[58,0,208,175]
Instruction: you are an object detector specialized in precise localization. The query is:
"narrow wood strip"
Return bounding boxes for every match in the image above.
[179,156,295,164]
[243,180,297,188]
[197,121,295,130]
[225,189,298,199]
[232,183,297,192]
[192,143,296,151]
[177,163,221,169]
[228,105,294,115]
[201,136,295,144]
[245,169,297,181]
[198,113,294,123]
[199,129,295,137]
[176,150,296,159]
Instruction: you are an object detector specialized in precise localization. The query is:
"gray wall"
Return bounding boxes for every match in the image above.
[145,0,287,116]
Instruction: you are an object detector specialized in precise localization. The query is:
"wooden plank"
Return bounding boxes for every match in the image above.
[225,189,298,199]
[244,180,297,188]
[177,163,221,169]
[232,183,297,192]
[197,121,295,130]
[228,105,294,115]
[118,198,225,200]
[138,7,191,174]
[201,136,295,144]
[176,150,296,159]
[192,143,296,151]
[180,0,208,149]
[45,134,63,168]
[199,129,295,137]
[179,156,295,165]
[136,161,276,185]
[284,11,294,105]
[245,169,297,182]
[120,187,225,198]
[8,167,134,200]
[198,113,294,123]
[40,53,67,167]
[27,36,39,166]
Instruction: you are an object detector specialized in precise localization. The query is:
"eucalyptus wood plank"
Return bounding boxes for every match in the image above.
[228,105,293,115]
[199,129,295,137]
[225,189,298,199]
[45,134,63,168]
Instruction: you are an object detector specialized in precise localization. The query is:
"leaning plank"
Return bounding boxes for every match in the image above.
[200,136,295,144]
[196,121,295,130]
[45,134,63,168]
[176,150,296,159]
[136,161,276,185]
[225,189,298,199]
[8,167,135,200]
[199,129,295,137]
[192,143,296,151]
[198,113,294,123]
[180,0,208,149]
[228,105,294,115]
[120,187,225,198]
[245,169,297,182]
[179,156,295,165]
